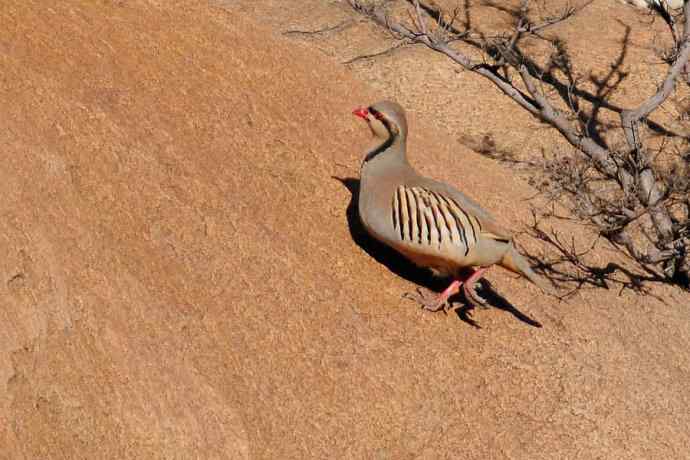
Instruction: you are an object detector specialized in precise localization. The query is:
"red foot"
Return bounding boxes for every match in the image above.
[403,267,491,312]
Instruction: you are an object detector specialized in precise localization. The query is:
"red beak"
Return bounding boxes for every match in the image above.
[352,107,369,120]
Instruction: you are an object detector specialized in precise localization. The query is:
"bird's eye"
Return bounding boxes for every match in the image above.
[370,110,383,120]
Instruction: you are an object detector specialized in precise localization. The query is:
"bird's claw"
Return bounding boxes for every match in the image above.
[402,288,453,313]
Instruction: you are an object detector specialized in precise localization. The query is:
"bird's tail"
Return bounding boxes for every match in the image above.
[499,244,555,296]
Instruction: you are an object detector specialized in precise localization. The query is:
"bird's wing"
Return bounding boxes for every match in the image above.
[419,178,513,241]
[390,183,511,259]
[431,181,513,242]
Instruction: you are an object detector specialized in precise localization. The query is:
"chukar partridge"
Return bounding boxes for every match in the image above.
[353,100,554,312]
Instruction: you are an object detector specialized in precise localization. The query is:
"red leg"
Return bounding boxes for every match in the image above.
[404,267,491,313]
[440,279,462,300]
[462,267,490,307]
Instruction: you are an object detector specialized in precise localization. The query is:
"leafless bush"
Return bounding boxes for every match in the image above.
[347,0,690,288]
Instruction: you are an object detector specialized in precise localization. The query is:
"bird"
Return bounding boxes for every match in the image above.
[352,100,554,312]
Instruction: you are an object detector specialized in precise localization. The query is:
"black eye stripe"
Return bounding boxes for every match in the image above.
[369,108,383,120]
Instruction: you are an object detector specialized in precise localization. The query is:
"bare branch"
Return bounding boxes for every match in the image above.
[617,4,690,274]
[621,6,690,151]
[283,19,355,36]
[516,63,636,191]
[347,0,542,114]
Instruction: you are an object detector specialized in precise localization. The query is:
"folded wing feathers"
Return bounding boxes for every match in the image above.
[392,186,496,256]
[397,186,410,241]
[405,187,420,243]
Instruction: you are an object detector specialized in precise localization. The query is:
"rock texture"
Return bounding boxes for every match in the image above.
[1,1,690,458]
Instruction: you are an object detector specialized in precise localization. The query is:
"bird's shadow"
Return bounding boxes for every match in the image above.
[333,176,542,328]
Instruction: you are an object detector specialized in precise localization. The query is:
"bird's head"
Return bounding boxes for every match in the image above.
[352,100,408,141]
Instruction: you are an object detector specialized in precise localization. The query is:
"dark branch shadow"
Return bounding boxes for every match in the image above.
[333,175,544,327]
[519,211,684,304]
[580,23,631,148]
